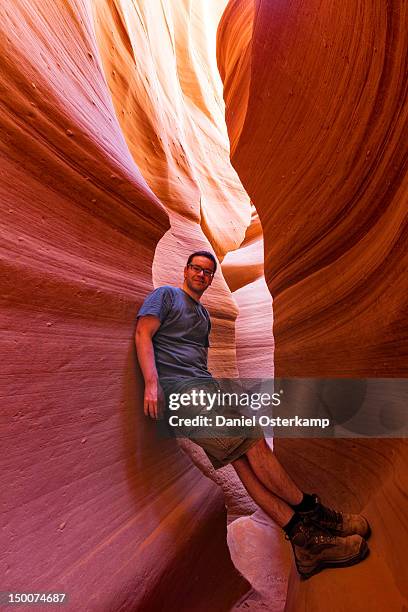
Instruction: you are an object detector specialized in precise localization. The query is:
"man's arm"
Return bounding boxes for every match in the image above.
[135,316,165,419]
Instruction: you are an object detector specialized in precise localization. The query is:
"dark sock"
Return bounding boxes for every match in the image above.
[283,513,302,536]
[290,493,317,513]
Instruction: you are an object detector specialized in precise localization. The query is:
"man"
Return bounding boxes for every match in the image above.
[135,250,370,579]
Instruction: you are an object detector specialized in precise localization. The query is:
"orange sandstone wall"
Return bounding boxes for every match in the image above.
[218,0,408,609]
[92,0,253,380]
[218,0,408,377]
[0,0,251,609]
[222,206,274,378]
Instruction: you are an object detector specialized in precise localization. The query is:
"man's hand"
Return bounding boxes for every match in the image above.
[144,379,165,420]
[135,316,163,419]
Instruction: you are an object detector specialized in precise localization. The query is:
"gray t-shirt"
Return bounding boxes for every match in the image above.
[136,286,213,393]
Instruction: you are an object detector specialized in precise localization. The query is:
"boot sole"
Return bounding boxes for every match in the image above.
[297,540,370,580]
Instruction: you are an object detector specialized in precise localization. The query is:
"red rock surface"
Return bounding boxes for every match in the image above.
[1,0,407,609]
[0,0,252,609]
[218,0,408,609]
[222,206,274,378]
[218,0,408,378]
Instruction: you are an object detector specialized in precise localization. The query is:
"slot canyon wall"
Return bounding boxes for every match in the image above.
[0,0,259,609]
[218,0,407,609]
[0,0,406,611]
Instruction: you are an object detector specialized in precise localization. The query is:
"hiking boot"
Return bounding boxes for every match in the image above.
[287,519,369,579]
[299,494,371,539]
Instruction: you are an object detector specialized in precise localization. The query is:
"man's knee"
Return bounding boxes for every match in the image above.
[245,438,271,460]
[232,455,247,470]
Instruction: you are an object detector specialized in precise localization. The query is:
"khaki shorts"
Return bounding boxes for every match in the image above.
[166,379,264,470]
[191,433,262,470]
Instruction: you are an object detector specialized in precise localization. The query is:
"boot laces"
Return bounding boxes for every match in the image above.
[308,518,337,543]
[318,504,343,527]
[286,518,336,544]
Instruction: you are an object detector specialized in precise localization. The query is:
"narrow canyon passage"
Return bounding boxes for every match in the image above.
[1,1,407,611]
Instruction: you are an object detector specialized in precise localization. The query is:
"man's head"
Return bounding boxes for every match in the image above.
[183,251,217,299]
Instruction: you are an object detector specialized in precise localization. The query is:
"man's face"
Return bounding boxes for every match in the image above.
[184,256,215,295]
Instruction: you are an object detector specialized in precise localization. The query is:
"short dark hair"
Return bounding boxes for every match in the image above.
[187,250,217,273]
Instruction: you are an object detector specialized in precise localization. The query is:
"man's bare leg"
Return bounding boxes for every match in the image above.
[244,438,303,506]
[232,450,369,580]
[232,455,294,527]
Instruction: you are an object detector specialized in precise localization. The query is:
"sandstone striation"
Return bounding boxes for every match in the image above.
[1,0,407,609]
[0,0,252,609]
[218,0,408,378]
[218,0,408,609]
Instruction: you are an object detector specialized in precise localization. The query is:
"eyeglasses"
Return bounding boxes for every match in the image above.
[188,264,214,278]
